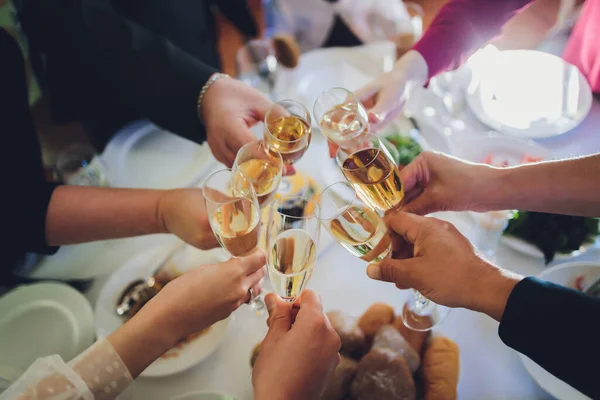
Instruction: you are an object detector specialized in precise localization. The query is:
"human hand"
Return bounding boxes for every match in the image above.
[253,291,341,400]
[157,188,219,250]
[355,50,428,131]
[399,151,499,215]
[367,211,521,320]
[201,75,272,167]
[144,249,266,341]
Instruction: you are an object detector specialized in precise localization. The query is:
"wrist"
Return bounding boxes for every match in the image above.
[197,72,229,124]
[466,262,523,321]
[156,190,175,234]
[393,50,428,87]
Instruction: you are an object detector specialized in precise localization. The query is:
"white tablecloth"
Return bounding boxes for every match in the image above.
[26,34,600,399]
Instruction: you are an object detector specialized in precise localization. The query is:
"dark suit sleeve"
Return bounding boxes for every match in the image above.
[0,29,58,257]
[19,0,218,143]
[213,0,258,38]
[499,277,600,399]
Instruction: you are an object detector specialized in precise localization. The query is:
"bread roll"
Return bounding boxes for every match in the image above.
[250,342,262,367]
[357,303,395,339]
[351,349,416,400]
[421,337,460,400]
[393,315,431,356]
[327,311,368,358]
[321,357,358,400]
[372,325,420,373]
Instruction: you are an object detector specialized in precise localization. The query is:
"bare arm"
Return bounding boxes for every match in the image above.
[487,154,600,216]
[45,186,167,246]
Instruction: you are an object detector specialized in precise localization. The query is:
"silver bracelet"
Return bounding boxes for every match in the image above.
[197,72,229,123]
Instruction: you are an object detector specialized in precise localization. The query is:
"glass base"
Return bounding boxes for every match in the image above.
[401,291,450,331]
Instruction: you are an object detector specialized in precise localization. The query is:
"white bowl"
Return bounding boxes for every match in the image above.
[518,262,599,400]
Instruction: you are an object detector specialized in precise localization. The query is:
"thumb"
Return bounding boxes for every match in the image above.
[367,257,420,288]
[264,293,293,341]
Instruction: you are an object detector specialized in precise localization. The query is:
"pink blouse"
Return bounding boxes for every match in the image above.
[412,0,600,93]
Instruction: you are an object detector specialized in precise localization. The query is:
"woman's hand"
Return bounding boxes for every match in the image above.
[253,291,341,400]
[157,188,220,250]
[355,50,428,131]
[109,249,266,377]
[368,211,521,320]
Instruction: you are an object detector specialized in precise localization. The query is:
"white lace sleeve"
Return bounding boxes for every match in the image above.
[1,338,133,400]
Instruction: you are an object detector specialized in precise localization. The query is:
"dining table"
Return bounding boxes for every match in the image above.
[22,31,600,400]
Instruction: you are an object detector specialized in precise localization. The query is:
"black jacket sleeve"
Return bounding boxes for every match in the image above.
[19,0,218,143]
[499,277,600,399]
[0,29,58,265]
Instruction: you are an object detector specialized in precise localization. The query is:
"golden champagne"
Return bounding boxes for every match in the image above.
[265,115,312,165]
[211,198,260,257]
[268,229,316,301]
[237,159,281,207]
[328,204,391,262]
[342,148,404,211]
[320,103,368,144]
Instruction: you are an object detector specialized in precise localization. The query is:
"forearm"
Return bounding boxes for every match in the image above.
[45,186,168,245]
[412,0,532,79]
[485,154,600,216]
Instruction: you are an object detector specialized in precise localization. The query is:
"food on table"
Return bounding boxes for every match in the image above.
[372,325,420,373]
[574,274,600,298]
[250,341,262,367]
[421,337,460,400]
[384,133,423,167]
[503,211,599,264]
[250,302,460,400]
[272,33,301,69]
[482,153,544,168]
[321,357,359,400]
[350,348,416,400]
[393,315,431,355]
[357,303,395,340]
[326,311,368,359]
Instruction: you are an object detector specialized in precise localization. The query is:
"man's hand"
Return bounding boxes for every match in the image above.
[253,291,341,400]
[201,76,272,167]
[368,211,522,320]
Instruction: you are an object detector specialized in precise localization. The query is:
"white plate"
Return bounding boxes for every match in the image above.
[453,134,552,166]
[466,49,593,139]
[95,244,230,377]
[170,392,237,400]
[519,262,599,400]
[0,283,95,371]
[102,120,216,189]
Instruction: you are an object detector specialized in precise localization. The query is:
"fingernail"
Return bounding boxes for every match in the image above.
[367,263,382,280]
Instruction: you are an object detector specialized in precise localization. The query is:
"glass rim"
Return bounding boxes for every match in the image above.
[264,100,312,144]
[314,87,363,124]
[270,195,321,220]
[318,181,360,221]
[233,140,284,186]
[201,168,255,205]
[336,132,383,171]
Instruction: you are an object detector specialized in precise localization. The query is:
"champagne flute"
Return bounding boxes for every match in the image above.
[264,99,312,194]
[266,196,320,302]
[319,181,391,262]
[202,168,265,312]
[336,134,449,331]
[335,132,404,212]
[313,87,368,146]
[233,140,283,209]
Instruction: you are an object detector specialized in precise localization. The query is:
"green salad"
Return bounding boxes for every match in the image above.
[504,211,599,264]
[384,133,423,166]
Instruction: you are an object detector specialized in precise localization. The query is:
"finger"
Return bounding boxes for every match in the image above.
[239,248,267,275]
[244,265,266,291]
[264,293,293,340]
[354,84,379,106]
[244,278,264,303]
[400,194,437,216]
[399,155,426,195]
[366,257,420,285]
[383,211,429,243]
[293,289,323,315]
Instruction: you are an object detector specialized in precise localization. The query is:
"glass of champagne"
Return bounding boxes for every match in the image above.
[202,168,265,312]
[313,87,368,146]
[233,140,283,209]
[264,99,312,194]
[319,181,391,262]
[336,132,404,212]
[266,196,320,302]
